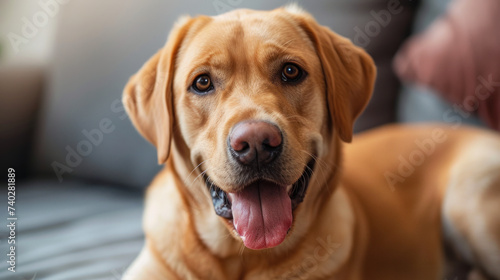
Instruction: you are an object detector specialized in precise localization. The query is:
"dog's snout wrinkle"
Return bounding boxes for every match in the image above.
[228,121,282,167]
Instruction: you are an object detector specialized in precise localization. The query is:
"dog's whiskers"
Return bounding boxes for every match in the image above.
[187,159,211,180]
[299,150,333,194]
[238,243,246,257]
[188,168,210,190]
[302,150,329,171]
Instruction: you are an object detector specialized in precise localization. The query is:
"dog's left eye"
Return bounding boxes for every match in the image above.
[191,74,214,94]
[281,63,305,83]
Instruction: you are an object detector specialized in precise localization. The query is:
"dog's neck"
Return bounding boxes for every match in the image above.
[145,135,360,279]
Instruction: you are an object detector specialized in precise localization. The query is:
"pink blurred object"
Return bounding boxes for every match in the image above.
[394,0,500,131]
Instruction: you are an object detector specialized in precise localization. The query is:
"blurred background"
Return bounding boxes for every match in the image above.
[0,0,497,279]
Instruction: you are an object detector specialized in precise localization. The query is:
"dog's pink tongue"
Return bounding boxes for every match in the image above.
[229,181,292,250]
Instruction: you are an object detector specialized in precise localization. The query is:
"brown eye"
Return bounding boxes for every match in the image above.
[282,63,304,82]
[192,74,213,94]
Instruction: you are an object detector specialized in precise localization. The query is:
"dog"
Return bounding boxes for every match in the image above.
[122,5,500,280]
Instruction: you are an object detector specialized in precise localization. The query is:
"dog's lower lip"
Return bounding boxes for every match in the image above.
[204,158,316,219]
[208,182,232,219]
[288,159,316,209]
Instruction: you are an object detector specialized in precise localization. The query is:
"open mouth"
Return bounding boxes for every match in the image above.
[204,159,315,250]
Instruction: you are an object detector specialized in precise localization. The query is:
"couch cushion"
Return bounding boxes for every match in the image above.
[0,65,44,178]
[0,180,144,280]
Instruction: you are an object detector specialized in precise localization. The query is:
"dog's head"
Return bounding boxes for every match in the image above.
[123,6,375,250]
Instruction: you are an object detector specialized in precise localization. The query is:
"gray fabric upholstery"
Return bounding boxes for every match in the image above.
[398,85,486,127]
[0,180,143,280]
[411,0,451,32]
[396,0,451,123]
[0,65,44,178]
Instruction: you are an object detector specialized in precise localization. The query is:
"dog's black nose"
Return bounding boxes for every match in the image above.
[228,121,282,166]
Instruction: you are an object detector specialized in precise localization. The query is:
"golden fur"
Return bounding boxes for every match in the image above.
[122,6,500,280]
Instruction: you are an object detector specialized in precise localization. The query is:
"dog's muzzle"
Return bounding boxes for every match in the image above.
[202,120,316,249]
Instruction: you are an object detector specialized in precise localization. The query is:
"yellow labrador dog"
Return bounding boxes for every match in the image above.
[122,5,500,280]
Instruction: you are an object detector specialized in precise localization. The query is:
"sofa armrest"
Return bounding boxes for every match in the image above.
[0,64,45,178]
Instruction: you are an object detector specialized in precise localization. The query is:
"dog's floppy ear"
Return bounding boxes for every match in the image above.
[123,17,197,164]
[287,7,376,142]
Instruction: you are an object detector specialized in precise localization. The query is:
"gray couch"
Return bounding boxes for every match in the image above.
[0,0,484,279]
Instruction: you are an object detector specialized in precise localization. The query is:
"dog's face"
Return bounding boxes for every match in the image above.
[124,6,375,250]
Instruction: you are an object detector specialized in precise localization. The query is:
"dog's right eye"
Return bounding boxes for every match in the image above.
[281,63,306,84]
[191,74,214,94]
